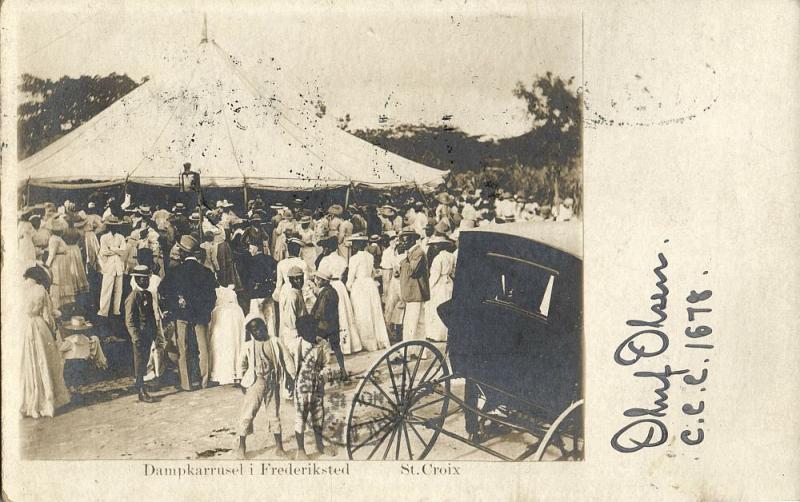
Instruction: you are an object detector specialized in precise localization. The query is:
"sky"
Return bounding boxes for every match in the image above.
[12,2,581,139]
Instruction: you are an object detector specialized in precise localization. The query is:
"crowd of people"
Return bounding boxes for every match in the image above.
[16,184,576,456]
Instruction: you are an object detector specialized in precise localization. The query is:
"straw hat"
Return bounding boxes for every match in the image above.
[327,204,343,216]
[287,266,304,278]
[130,264,151,277]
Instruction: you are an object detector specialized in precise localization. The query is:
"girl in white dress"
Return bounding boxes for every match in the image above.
[317,238,362,354]
[209,285,245,385]
[425,240,456,342]
[346,236,390,351]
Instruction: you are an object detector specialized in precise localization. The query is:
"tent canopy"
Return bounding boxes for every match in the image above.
[21,39,448,192]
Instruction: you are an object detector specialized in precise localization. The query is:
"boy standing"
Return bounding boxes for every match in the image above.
[235,313,295,460]
[293,315,337,459]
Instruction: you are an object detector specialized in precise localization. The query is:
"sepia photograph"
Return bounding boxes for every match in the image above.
[8,4,582,462]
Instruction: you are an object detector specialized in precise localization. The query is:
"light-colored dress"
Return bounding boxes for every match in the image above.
[18,221,37,269]
[425,250,456,342]
[273,256,316,312]
[346,250,390,351]
[46,235,77,309]
[318,252,362,354]
[209,286,245,385]
[20,278,71,418]
[297,226,318,271]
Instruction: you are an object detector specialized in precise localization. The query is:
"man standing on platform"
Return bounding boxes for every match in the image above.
[160,235,218,391]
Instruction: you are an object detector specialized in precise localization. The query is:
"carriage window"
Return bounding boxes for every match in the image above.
[484,253,556,318]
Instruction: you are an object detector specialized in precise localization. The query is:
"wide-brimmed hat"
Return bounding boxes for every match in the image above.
[435,192,450,204]
[103,214,124,226]
[346,234,368,243]
[434,220,451,234]
[379,205,398,216]
[369,234,380,243]
[327,204,343,216]
[299,215,312,224]
[138,205,152,216]
[173,202,187,213]
[63,315,93,332]
[314,270,332,281]
[399,227,419,238]
[287,266,304,278]
[189,212,201,222]
[72,214,89,228]
[287,237,305,247]
[177,235,200,253]
[217,199,234,208]
[459,219,476,230]
[130,264,151,277]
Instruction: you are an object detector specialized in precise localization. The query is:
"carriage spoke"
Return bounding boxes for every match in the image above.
[405,345,425,395]
[382,422,401,460]
[383,355,402,405]
[401,421,414,460]
[365,419,399,459]
[400,346,408,402]
[349,413,392,430]
[408,395,447,415]
[394,419,404,459]
[365,374,399,410]
[351,417,396,455]
[354,397,396,416]
[406,419,429,447]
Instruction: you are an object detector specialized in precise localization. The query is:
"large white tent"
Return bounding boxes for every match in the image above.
[20,35,448,194]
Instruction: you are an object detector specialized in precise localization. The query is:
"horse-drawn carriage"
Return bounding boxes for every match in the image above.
[345,222,583,461]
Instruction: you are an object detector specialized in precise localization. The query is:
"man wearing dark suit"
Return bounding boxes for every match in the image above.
[160,235,218,391]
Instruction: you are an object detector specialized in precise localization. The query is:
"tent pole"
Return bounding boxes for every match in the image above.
[26,178,31,206]
[344,183,351,208]
[243,181,249,209]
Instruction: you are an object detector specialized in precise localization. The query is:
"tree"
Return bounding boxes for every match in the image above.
[17,73,144,159]
[512,72,581,203]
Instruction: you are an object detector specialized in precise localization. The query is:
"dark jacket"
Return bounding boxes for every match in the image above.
[311,284,339,335]
[399,244,430,302]
[244,252,278,300]
[124,288,157,339]
[160,257,218,324]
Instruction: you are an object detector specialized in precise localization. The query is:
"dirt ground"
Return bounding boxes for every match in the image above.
[20,345,542,462]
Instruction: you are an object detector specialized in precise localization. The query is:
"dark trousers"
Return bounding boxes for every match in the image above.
[175,320,209,390]
[131,326,156,389]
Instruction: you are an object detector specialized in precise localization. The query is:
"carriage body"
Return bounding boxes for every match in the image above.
[346,221,584,461]
[441,221,583,416]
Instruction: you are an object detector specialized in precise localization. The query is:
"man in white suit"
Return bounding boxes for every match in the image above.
[97,215,128,317]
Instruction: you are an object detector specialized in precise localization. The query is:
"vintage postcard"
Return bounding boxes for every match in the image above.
[1,1,797,501]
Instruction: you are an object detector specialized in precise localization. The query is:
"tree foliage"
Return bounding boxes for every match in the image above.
[17,73,143,159]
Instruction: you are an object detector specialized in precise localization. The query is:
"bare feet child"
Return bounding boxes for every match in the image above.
[292,314,337,459]
[235,313,293,460]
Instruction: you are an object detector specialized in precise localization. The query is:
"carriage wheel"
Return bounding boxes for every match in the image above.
[346,340,451,460]
[532,399,584,461]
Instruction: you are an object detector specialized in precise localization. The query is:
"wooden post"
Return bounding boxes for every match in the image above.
[344,183,352,209]
[243,181,249,209]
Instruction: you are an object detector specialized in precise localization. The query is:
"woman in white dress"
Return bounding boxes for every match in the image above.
[208,285,245,385]
[425,240,457,342]
[346,236,390,351]
[317,236,362,354]
[20,266,71,418]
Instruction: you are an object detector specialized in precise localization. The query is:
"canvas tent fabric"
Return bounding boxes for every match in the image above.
[20,40,448,192]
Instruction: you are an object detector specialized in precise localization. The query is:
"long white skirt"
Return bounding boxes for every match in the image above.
[330,280,362,354]
[208,303,245,384]
[349,277,390,351]
[425,279,453,342]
